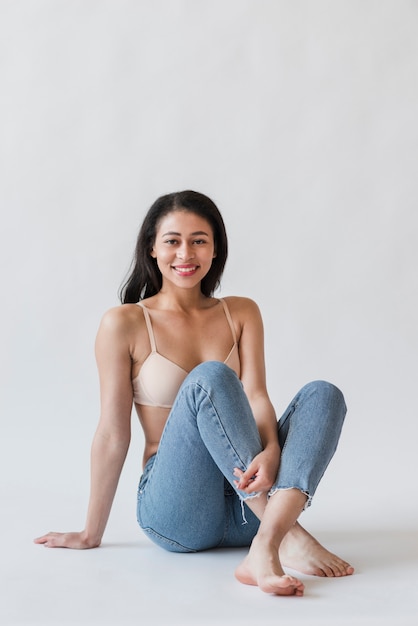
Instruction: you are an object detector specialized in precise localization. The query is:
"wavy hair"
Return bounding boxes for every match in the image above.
[119,190,228,303]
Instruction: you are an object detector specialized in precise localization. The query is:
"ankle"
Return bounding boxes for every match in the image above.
[252,531,282,554]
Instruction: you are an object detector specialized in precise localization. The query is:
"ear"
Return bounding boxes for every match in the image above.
[150,248,157,258]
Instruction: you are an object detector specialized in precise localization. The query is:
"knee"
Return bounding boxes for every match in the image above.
[189,360,237,383]
[184,361,241,397]
[302,380,347,414]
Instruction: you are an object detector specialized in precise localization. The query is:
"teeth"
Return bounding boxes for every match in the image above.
[175,266,197,273]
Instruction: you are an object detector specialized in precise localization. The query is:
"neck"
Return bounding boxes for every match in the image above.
[156,285,210,311]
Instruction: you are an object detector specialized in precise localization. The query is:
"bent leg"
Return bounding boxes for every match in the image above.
[236,380,353,591]
[137,361,263,552]
[274,382,354,577]
[272,380,347,505]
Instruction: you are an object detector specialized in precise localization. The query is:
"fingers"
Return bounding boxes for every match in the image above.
[233,467,259,493]
[233,467,249,489]
[34,531,100,550]
[34,532,61,547]
[34,533,52,544]
[233,466,274,494]
[34,532,75,548]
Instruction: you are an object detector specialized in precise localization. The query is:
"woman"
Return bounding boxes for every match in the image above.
[35,190,354,596]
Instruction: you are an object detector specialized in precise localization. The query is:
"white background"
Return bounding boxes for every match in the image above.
[1,1,417,624]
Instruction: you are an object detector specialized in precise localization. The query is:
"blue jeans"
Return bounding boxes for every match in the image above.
[136,361,347,553]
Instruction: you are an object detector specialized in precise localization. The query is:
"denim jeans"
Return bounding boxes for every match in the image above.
[136,361,347,553]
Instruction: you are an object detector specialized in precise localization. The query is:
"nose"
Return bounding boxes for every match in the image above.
[176,243,194,260]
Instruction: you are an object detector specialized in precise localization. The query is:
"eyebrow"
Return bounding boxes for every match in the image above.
[161,230,210,237]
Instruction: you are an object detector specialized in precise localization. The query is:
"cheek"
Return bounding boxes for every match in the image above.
[155,252,175,271]
[152,247,170,262]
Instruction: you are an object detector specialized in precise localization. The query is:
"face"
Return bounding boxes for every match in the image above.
[151,210,216,291]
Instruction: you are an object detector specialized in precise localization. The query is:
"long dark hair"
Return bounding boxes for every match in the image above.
[119,190,228,303]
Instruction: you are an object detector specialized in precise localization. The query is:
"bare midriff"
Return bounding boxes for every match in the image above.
[135,404,170,467]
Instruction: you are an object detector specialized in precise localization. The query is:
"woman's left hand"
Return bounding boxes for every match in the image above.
[233,446,280,495]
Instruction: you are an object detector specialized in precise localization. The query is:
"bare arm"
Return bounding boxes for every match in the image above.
[229,298,280,494]
[34,307,134,548]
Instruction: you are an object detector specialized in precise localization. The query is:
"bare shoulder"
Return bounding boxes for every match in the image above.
[97,303,145,341]
[222,296,262,322]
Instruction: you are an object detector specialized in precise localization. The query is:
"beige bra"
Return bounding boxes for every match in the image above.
[132,299,240,408]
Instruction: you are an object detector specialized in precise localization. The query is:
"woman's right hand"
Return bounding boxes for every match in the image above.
[34,531,101,549]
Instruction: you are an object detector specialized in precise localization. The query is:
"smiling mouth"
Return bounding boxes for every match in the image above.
[172,265,199,274]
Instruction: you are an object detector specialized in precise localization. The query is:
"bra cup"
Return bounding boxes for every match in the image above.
[133,352,188,408]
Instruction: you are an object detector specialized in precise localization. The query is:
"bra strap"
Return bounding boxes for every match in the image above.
[137,302,157,352]
[219,298,237,343]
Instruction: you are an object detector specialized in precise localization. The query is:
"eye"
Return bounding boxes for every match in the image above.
[164,239,178,245]
[193,239,207,245]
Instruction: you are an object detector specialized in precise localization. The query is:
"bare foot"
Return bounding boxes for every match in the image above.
[235,536,305,596]
[280,523,354,577]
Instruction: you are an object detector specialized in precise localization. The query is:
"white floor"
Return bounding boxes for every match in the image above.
[2,442,418,626]
[5,526,418,626]
[14,528,418,626]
